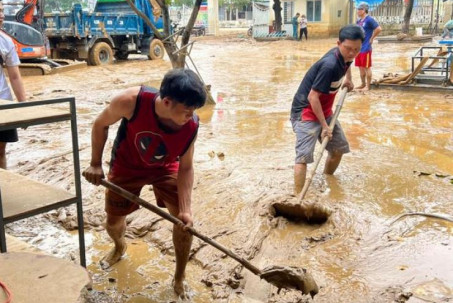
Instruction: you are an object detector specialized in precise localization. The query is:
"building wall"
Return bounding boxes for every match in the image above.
[278,0,351,37]
[261,0,447,38]
[444,1,452,22]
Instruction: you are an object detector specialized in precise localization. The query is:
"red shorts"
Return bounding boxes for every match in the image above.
[105,169,178,216]
[355,51,372,68]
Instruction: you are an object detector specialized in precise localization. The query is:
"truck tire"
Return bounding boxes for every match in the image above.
[89,42,113,65]
[148,39,165,60]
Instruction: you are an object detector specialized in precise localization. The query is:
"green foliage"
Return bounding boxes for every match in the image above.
[45,0,91,13]
[171,0,196,7]
[219,0,251,9]
[172,0,251,9]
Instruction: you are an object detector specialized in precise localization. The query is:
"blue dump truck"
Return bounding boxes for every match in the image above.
[43,0,165,65]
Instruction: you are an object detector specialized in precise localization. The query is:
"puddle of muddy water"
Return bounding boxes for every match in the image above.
[4,37,453,302]
[86,232,213,302]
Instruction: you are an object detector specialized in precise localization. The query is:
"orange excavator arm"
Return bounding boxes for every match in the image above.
[15,0,38,25]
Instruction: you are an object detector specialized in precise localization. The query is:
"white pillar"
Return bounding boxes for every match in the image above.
[208,0,219,35]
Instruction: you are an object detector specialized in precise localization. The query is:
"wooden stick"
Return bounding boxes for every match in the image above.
[297,87,348,204]
[390,212,453,225]
[380,74,411,84]
[100,179,262,276]
[427,49,448,68]
[400,56,429,85]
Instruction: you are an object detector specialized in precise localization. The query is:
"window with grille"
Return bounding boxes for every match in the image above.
[307,0,321,22]
[283,1,295,24]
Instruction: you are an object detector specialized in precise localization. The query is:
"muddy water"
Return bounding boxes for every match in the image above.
[4,35,453,302]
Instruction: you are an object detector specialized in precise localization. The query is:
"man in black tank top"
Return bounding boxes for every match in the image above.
[83,69,206,299]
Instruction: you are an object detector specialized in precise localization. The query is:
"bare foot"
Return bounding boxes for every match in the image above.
[173,278,190,299]
[355,84,366,90]
[357,86,370,93]
[100,241,127,270]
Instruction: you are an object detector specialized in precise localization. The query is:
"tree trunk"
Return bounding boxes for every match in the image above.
[125,0,202,68]
[126,0,215,104]
[402,0,414,34]
[273,0,282,32]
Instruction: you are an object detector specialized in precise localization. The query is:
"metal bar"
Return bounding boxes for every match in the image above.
[374,83,453,92]
[0,97,73,110]
[0,115,72,132]
[172,41,195,55]
[2,197,79,224]
[69,97,86,268]
[162,27,184,42]
[164,37,210,98]
[171,40,207,86]
[186,54,206,85]
[0,97,86,268]
[413,56,448,60]
[0,188,6,253]
[421,67,448,72]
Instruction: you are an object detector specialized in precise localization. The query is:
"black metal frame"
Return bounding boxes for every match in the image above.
[0,97,86,267]
[412,46,451,85]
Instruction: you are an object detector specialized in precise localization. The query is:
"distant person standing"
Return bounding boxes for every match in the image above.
[355,2,381,91]
[292,13,300,39]
[0,2,27,169]
[299,14,308,41]
[442,19,453,39]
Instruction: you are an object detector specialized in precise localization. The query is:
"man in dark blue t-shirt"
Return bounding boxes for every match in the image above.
[290,25,364,194]
[355,2,381,91]
[292,13,300,39]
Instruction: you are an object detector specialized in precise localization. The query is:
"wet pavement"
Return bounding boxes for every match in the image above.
[4,35,453,302]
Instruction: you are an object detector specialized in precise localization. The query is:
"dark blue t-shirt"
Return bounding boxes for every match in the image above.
[357,15,379,52]
[290,47,351,121]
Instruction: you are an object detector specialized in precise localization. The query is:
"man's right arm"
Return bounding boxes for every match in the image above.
[308,62,333,135]
[6,65,26,101]
[83,87,140,185]
[307,89,332,139]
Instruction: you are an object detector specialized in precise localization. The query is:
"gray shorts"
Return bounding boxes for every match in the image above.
[291,117,350,164]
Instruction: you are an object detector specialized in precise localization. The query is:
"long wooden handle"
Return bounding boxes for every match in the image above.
[297,87,348,203]
[100,179,262,276]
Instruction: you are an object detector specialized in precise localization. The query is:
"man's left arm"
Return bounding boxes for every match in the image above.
[177,136,196,228]
[6,65,26,101]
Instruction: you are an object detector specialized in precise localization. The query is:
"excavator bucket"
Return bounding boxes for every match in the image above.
[2,21,87,76]
[18,59,87,76]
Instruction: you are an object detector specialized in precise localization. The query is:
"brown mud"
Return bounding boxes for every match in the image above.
[4,33,453,302]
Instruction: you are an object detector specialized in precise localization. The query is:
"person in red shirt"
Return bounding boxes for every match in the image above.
[83,69,206,299]
[290,25,364,193]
